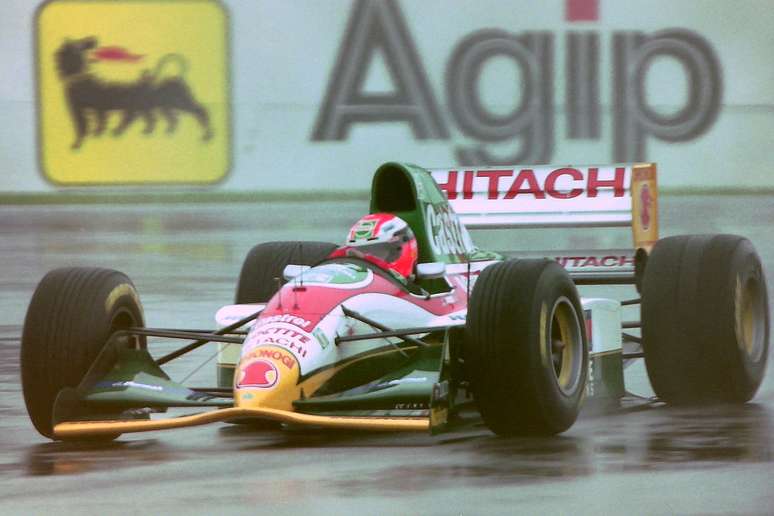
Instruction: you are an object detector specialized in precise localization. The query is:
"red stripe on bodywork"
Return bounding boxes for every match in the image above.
[259,273,467,327]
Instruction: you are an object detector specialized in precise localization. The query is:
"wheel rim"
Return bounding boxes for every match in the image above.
[737,275,765,363]
[110,307,142,350]
[549,297,584,396]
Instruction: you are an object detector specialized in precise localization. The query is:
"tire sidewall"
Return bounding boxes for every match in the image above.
[642,234,770,404]
[465,259,588,435]
[21,268,144,438]
[726,240,769,397]
[528,264,588,427]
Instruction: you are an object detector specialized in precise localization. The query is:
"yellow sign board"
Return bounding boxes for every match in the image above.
[37,0,230,185]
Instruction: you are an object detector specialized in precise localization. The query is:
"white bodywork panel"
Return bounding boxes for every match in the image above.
[217,295,625,369]
[581,298,623,353]
[215,303,264,368]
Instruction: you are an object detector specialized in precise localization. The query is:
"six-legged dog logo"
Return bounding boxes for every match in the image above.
[37,0,228,184]
[56,36,213,150]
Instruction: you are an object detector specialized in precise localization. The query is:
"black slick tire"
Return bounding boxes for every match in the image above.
[235,241,337,303]
[641,234,769,404]
[465,259,588,435]
[21,267,145,440]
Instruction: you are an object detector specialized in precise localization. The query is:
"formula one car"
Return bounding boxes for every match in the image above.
[21,162,770,441]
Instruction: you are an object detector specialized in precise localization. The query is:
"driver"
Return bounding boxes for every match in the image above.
[329,213,418,282]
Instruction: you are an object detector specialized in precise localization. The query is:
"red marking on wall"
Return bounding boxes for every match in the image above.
[92,46,144,62]
[566,0,599,22]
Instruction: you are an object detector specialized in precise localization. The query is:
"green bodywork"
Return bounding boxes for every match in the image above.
[294,344,442,416]
[83,347,230,408]
[58,344,231,424]
[370,162,500,265]
[298,262,370,286]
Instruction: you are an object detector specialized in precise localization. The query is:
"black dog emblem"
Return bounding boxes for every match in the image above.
[55,37,213,149]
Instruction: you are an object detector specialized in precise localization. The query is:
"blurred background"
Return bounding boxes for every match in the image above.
[0,0,772,195]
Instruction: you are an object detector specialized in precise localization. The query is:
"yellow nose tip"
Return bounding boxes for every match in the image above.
[234,346,301,411]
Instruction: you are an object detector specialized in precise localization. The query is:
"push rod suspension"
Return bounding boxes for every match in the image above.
[340,306,429,348]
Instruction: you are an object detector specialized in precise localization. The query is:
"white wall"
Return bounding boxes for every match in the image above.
[1,0,773,192]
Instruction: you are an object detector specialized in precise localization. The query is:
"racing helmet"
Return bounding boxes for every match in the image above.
[344,213,418,279]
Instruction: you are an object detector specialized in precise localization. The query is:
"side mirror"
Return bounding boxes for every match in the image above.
[283,264,311,281]
[416,262,446,280]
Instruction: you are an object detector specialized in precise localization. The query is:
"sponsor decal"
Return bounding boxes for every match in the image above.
[554,255,634,269]
[254,347,296,370]
[313,328,332,350]
[255,314,313,331]
[237,359,279,389]
[244,324,313,359]
[639,183,652,231]
[312,0,722,164]
[349,218,379,240]
[584,309,593,352]
[586,357,595,397]
[36,0,229,184]
[434,167,626,201]
[425,203,476,257]
[394,402,428,410]
[109,380,163,391]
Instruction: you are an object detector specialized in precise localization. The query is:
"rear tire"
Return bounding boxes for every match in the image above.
[465,259,588,435]
[235,241,337,303]
[21,267,144,439]
[641,234,769,404]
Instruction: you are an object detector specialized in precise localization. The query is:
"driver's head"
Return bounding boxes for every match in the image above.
[345,213,418,279]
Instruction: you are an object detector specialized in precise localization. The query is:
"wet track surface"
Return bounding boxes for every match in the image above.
[1,197,774,514]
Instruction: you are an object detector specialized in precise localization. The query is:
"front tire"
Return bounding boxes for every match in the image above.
[465,259,588,435]
[641,234,769,404]
[21,267,144,439]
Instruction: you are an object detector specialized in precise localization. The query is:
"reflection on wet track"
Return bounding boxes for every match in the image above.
[1,197,774,514]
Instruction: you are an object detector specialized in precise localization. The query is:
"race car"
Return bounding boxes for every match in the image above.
[20,162,770,441]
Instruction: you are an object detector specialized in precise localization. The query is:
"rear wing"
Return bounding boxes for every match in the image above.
[429,163,658,253]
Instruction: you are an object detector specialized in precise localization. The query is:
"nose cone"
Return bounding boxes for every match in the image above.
[234,346,301,410]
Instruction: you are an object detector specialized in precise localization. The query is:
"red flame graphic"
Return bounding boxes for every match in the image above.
[91,46,144,63]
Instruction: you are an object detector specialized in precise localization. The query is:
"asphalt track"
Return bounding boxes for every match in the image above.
[1,196,773,515]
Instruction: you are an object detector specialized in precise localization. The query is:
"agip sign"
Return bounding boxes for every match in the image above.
[36,0,230,185]
[312,0,722,166]
[7,0,767,193]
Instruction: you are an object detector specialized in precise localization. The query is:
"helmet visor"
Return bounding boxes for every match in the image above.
[354,241,402,263]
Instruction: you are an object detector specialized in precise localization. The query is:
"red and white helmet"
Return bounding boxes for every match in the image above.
[339,213,418,279]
